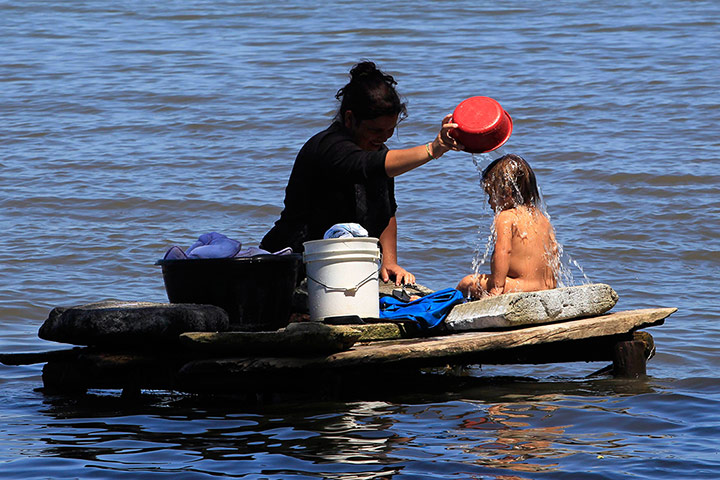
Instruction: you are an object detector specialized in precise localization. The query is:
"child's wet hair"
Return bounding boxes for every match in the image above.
[481,154,541,209]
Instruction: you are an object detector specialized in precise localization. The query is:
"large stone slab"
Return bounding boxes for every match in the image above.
[39,301,229,347]
[444,284,618,331]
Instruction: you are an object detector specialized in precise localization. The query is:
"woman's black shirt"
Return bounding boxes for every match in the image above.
[260,122,397,253]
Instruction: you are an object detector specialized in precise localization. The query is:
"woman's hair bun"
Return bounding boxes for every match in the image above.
[335,60,406,122]
[349,61,397,86]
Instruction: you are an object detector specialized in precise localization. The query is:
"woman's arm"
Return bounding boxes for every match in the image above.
[489,211,513,295]
[378,216,415,286]
[384,114,461,177]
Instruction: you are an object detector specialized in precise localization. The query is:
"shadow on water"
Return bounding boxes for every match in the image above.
[37,368,658,415]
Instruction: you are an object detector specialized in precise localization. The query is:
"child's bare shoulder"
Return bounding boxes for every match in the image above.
[494,208,517,225]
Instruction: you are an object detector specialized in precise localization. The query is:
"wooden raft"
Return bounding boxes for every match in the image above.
[28,307,675,396]
[180,308,672,372]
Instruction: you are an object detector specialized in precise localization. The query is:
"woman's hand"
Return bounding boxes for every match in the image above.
[381,262,416,286]
[429,114,464,158]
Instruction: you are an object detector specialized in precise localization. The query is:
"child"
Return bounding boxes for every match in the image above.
[457,154,558,299]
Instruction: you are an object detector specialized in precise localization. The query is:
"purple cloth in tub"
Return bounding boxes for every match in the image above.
[185,232,242,259]
[163,245,188,260]
[163,233,293,260]
[235,246,293,257]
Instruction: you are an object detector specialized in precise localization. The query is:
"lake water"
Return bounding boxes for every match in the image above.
[2,0,719,478]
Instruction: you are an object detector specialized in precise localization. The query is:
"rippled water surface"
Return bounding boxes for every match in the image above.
[2,0,719,478]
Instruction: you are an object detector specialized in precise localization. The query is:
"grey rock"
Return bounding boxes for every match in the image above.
[444,284,619,331]
[291,279,309,313]
[378,281,434,298]
[39,301,230,347]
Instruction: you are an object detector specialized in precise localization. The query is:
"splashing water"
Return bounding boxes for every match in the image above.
[469,150,591,287]
[470,151,500,277]
[553,242,591,287]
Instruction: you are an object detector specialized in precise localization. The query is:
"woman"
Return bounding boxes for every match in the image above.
[260,61,462,285]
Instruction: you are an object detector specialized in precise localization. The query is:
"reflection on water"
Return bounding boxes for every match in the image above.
[8,376,660,479]
[458,402,568,475]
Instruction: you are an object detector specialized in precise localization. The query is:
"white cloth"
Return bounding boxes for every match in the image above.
[323,223,369,239]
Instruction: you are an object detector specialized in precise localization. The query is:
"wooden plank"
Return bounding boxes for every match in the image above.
[0,347,83,366]
[42,351,183,393]
[179,308,676,377]
[180,322,360,355]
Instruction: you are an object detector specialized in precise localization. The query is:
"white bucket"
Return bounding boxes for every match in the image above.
[303,237,381,321]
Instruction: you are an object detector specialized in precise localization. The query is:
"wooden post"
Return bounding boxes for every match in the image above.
[121,386,142,401]
[612,340,647,378]
[41,361,89,395]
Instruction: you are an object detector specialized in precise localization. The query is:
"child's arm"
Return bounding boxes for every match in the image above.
[489,211,513,295]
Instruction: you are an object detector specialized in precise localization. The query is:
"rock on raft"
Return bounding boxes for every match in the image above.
[444,284,619,331]
[38,300,230,347]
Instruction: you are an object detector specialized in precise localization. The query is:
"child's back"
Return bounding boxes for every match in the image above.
[494,205,557,294]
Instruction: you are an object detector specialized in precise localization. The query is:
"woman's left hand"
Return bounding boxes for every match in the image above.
[381,262,416,286]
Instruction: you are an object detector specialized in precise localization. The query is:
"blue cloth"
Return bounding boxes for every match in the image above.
[185,232,242,259]
[323,223,369,239]
[379,288,465,329]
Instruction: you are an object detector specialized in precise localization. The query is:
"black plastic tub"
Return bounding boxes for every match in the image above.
[156,254,302,331]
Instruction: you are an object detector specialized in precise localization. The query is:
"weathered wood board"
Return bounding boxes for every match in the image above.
[180,322,423,354]
[0,347,82,366]
[180,322,361,355]
[179,308,676,376]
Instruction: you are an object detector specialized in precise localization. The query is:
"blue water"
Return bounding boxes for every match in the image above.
[2,0,719,478]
